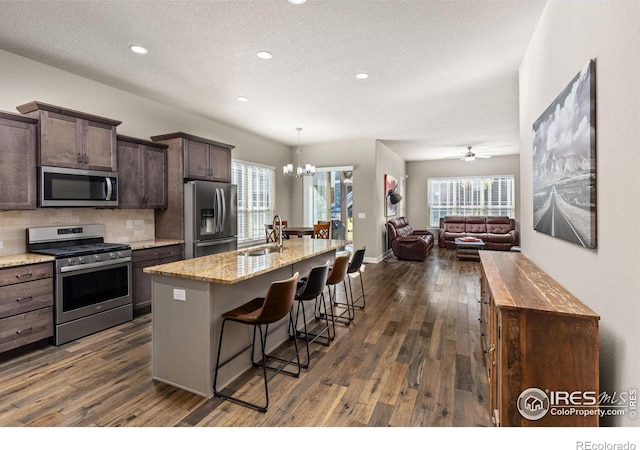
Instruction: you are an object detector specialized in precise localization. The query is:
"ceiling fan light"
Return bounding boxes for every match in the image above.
[464,155,475,162]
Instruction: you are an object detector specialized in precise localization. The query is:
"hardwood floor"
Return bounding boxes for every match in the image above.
[0,246,492,427]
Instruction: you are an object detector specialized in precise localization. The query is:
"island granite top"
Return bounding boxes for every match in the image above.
[143,238,349,284]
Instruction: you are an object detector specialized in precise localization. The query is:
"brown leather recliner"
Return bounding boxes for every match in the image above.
[386,217,435,262]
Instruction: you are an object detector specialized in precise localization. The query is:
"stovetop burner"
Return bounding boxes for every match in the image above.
[33,242,132,258]
[27,224,132,261]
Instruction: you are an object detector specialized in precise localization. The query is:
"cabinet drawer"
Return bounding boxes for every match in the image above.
[0,306,53,353]
[0,263,53,287]
[133,245,183,263]
[0,278,54,319]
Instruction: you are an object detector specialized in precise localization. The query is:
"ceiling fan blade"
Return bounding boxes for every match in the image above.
[476,154,492,158]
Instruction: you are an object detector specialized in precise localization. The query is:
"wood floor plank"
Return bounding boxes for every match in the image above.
[0,247,492,427]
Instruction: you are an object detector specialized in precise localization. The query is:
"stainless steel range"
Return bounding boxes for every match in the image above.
[27,224,132,345]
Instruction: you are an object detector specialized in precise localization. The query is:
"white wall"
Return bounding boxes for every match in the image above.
[406,155,521,235]
[376,141,406,257]
[289,138,378,259]
[519,1,640,426]
[0,48,292,234]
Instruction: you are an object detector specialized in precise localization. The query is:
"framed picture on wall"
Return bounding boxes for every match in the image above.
[532,59,597,249]
[385,174,398,217]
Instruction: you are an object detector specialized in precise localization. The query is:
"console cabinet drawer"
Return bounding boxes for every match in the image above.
[0,306,54,354]
[0,263,54,287]
[0,278,54,319]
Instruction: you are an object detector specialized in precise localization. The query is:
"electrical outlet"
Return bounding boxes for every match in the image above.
[173,289,186,301]
[126,220,133,229]
[358,213,366,219]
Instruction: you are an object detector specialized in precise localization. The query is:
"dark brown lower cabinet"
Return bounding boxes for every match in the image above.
[0,262,54,353]
[132,245,183,314]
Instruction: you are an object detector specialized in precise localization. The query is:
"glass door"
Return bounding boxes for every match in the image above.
[303,166,353,241]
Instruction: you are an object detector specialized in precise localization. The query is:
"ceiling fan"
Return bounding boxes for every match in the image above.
[448,146,492,162]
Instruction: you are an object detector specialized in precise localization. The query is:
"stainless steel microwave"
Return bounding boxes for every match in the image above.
[39,166,118,207]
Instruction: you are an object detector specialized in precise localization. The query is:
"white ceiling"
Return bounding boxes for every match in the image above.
[0,0,547,161]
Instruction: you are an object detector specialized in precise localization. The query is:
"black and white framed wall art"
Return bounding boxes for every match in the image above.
[532,59,597,249]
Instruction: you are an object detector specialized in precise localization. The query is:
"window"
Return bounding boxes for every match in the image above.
[427,175,515,227]
[303,166,354,241]
[231,160,275,243]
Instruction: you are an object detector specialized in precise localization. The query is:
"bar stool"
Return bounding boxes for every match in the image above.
[213,272,301,413]
[290,264,332,369]
[334,246,366,311]
[318,253,353,325]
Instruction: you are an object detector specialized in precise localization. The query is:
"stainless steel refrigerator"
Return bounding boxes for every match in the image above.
[184,180,237,258]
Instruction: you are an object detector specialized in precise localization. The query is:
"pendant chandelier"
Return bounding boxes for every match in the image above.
[283,127,315,177]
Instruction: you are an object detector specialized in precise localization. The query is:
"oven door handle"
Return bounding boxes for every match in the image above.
[59,257,131,273]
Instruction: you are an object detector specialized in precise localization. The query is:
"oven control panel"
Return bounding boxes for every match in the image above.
[57,250,132,270]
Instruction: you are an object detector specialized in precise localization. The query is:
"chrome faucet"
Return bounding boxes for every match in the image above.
[273,214,283,251]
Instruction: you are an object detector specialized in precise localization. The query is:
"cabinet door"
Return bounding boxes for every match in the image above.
[132,246,182,312]
[143,145,168,208]
[39,111,83,168]
[84,120,117,171]
[0,117,37,210]
[209,145,231,182]
[116,141,144,208]
[183,139,210,180]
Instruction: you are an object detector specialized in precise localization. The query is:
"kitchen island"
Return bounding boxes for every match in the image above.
[144,238,348,398]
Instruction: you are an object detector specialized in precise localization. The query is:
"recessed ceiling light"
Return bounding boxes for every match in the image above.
[129,45,148,54]
[237,96,249,102]
[288,0,307,4]
[256,51,272,60]
[355,73,369,80]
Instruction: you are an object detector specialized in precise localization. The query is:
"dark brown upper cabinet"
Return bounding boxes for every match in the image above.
[0,111,38,210]
[151,132,233,182]
[116,135,168,209]
[16,101,121,172]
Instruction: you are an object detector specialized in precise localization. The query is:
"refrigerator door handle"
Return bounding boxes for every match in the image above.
[195,237,237,247]
[216,188,222,233]
[220,188,226,235]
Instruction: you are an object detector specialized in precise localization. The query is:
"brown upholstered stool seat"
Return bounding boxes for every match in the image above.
[213,272,301,413]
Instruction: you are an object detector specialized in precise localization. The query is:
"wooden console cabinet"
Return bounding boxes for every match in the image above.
[479,251,599,426]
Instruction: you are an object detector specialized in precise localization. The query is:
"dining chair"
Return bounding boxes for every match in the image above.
[313,222,330,239]
[265,220,288,243]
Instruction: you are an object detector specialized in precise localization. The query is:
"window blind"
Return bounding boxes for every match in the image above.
[427,175,515,227]
[231,160,275,243]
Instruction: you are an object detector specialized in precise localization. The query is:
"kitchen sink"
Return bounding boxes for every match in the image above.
[242,246,282,257]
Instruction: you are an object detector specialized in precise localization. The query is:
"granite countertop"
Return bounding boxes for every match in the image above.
[0,253,55,269]
[0,239,183,269]
[143,238,349,284]
[129,239,184,251]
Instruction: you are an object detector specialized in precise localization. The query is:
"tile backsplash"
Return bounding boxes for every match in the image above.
[0,208,155,256]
